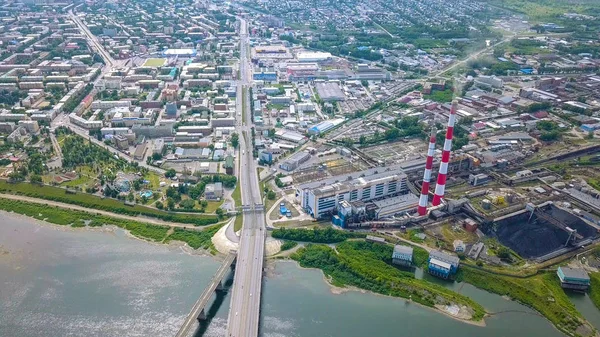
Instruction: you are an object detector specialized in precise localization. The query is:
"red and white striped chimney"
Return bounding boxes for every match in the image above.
[432,100,458,206]
[417,127,436,216]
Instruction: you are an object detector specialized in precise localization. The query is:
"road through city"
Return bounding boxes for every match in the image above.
[225,18,266,337]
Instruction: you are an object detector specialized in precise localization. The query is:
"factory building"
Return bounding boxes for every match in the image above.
[557,267,590,290]
[428,250,460,279]
[298,167,409,219]
[279,151,311,171]
[392,245,414,267]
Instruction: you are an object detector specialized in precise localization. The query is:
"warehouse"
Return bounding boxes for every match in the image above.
[279,151,311,171]
[315,82,346,102]
[307,119,344,135]
[162,48,197,57]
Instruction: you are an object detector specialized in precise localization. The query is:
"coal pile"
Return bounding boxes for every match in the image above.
[491,205,598,259]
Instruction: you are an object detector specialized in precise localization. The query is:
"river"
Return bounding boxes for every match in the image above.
[1,215,599,337]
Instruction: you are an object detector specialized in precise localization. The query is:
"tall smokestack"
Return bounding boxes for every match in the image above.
[432,100,458,206]
[417,127,436,216]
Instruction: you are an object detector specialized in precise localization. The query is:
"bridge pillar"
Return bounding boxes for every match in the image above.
[216,280,224,292]
[197,308,206,321]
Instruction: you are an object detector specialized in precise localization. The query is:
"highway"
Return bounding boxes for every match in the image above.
[225,18,267,337]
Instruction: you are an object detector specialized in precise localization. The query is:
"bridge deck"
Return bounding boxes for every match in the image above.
[175,252,236,337]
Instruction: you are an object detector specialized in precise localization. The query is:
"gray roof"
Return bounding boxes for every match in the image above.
[429,250,460,265]
[559,267,590,280]
[394,245,413,255]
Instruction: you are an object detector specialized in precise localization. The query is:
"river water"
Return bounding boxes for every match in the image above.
[1,215,599,337]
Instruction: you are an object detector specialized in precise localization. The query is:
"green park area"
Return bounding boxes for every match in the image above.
[0,180,218,226]
[0,198,220,249]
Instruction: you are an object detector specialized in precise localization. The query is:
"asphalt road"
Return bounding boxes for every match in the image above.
[225,18,267,337]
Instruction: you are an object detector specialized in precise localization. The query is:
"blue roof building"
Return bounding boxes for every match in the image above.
[428,250,460,279]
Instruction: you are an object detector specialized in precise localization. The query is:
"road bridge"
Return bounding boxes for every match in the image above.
[225,17,267,337]
[175,252,237,337]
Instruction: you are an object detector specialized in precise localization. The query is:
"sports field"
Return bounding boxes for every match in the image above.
[143,58,166,67]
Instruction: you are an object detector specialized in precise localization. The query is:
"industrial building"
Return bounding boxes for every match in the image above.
[315,82,346,102]
[307,119,344,135]
[428,250,460,279]
[392,245,413,267]
[298,165,409,219]
[279,151,311,171]
[557,267,590,290]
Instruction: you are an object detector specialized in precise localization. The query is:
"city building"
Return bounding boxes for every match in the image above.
[205,182,223,200]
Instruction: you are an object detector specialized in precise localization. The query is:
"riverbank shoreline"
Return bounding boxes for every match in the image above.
[0,209,220,259]
[272,259,487,327]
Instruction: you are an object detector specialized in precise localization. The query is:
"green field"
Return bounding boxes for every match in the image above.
[458,267,594,336]
[292,241,485,321]
[0,180,218,226]
[143,58,167,67]
[0,198,223,249]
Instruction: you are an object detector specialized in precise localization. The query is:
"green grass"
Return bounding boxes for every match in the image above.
[0,197,224,249]
[484,0,597,22]
[231,183,242,207]
[0,180,218,226]
[292,241,485,321]
[143,58,166,67]
[423,88,454,103]
[590,272,600,311]
[588,178,600,191]
[272,227,366,243]
[165,225,222,249]
[205,200,224,213]
[234,215,243,232]
[458,267,591,336]
[0,198,168,241]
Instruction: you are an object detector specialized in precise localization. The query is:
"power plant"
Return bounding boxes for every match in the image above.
[417,127,436,216]
[432,100,458,207]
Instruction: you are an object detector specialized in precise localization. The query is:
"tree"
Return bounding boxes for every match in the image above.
[155,201,164,209]
[267,190,276,200]
[127,192,134,202]
[166,198,176,210]
[216,208,225,218]
[152,153,163,161]
[231,132,239,148]
[497,247,511,260]
[165,168,176,178]
[166,186,181,202]
[179,199,196,210]
[29,174,43,185]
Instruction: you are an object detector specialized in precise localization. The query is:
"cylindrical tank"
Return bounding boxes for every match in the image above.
[482,199,492,210]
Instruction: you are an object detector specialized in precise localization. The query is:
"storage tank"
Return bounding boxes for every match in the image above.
[481,199,492,210]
